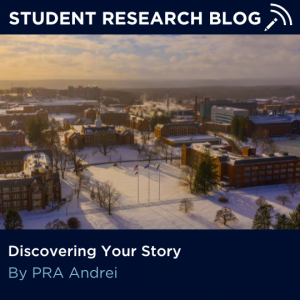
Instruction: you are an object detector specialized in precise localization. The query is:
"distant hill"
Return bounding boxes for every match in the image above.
[0,78,299,90]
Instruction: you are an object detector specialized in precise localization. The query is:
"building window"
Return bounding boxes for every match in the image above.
[22,186,27,191]
[251,177,257,181]
[288,163,294,167]
[236,174,241,178]
[244,178,250,182]
[259,177,265,181]
[266,176,272,180]
[3,195,10,200]
[244,172,250,176]
[236,180,241,183]
[252,172,257,176]
[273,170,279,174]
[288,168,293,172]
[281,164,287,167]
[12,194,20,199]
[259,166,265,169]
[274,164,280,168]
[244,167,250,171]
[296,173,300,177]
[236,168,241,172]
[259,171,265,175]
[252,166,258,170]
[22,200,28,205]
[12,187,20,192]
[280,174,286,179]
[34,200,41,206]
[273,175,279,179]
[266,165,273,169]
[267,170,272,174]
[34,186,39,192]
[32,193,41,199]
[281,169,286,173]
[287,174,293,178]
[22,193,27,199]
[3,188,10,193]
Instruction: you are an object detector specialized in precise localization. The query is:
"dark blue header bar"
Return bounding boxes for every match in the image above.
[0,0,298,34]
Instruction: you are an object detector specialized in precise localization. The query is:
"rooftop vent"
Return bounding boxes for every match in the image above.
[266,153,275,157]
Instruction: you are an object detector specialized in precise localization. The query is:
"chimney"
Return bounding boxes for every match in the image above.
[194,96,197,122]
[203,96,206,104]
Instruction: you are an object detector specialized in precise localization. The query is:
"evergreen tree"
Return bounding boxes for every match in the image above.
[27,117,38,144]
[230,115,240,138]
[238,117,248,142]
[289,204,300,229]
[192,149,219,195]
[252,204,274,230]
[4,209,23,230]
[273,213,290,230]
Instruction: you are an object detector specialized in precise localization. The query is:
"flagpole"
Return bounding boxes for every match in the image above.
[148,167,150,202]
[159,166,160,201]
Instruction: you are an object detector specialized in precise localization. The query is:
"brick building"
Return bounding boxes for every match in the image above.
[0,151,61,213]
[181,143,300,189]
[246,113,300,137]
[84,108,99,121]
[128,115,149,132]
[64,112,134,148]
[155,122,204,138]
[0,130,25,148]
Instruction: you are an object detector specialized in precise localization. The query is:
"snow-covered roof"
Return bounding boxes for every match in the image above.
[249,113,300,124]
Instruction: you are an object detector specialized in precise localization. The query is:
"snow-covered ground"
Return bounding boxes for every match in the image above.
[274,139,300,156]
[0,160,299,230]
[49,113,77,122]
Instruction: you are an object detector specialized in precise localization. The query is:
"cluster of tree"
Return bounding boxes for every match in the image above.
[153,139,178,163]
[230,116,248,142]
[179,199,194,213]
[45,217,81,229]
[100,112,128,126]
[214,207,238,226]
[90,180,121,215]
[179,149,219,195]
[27,117,49,145]
[252,202,300,229]
[150,111,170,130]
[251,129,279,153]
[4,209,23,229]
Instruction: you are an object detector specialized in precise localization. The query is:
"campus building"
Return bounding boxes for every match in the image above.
[64,112,134,148]
[181,143,300,189]
[0,130,25,148]
[155,122,204,138]
[68,86,101,99]
[211,106,249,123]
[199,101,257,123]
[246,113,300,137]
[128,115,150,132]
[0,151,61,213]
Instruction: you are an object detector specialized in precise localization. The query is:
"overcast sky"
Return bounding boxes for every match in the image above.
[0,35,299,80]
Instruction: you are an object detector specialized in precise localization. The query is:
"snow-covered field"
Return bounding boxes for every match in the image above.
[0,160,299,230]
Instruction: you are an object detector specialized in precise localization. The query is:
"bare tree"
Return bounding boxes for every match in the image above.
[139,146,158,164]
[58,150,68,179]
[255,196,268,207]
[168,147,178,164]
[286,180,300,197]
[214,207,238,226]
[154,139,169,162]
[45,219,68,230]
[74,174,91,207]
[134,141,144,154]
[178,165,197,192]
[179,199,194,213]
[66,147,88,176]
[140,131,148,146]
[95,181,121,215]
[276,194,292,206]
[90,186,96,201]
[93,133,117,156]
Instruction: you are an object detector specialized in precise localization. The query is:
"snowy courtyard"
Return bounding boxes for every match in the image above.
[1,160,299,230]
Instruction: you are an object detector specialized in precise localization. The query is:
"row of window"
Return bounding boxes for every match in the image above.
[0,161,23,166]
[236,163,300,172]
[0,200,28,207]
[239,168,298,177]
[236,173,299,183]
[0,186,28,193]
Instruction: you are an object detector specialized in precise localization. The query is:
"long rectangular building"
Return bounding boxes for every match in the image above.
[182,143,300,189]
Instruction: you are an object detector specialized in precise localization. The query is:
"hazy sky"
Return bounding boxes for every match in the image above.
[0,35,299,80]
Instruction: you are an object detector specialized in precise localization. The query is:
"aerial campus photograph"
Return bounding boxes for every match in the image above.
[0,35,300,230]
